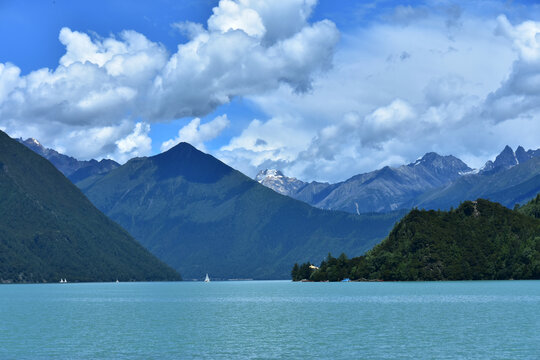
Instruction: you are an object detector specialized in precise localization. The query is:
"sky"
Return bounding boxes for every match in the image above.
[1,0,540,183]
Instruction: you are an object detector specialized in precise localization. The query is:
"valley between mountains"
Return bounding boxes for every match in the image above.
[3,133,540,281]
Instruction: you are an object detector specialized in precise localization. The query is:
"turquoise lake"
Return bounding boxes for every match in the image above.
[1,281,539,359]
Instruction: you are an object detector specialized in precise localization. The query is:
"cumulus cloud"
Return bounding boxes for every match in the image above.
[161,115,230,152]
[483,15,540,122]
[0,0,338,161]
[217,8,540,183]
[219,115,314,175]
[207,0,266,38]
[115,122,152,161]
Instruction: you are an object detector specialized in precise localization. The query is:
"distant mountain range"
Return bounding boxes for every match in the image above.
[16,135,540,280]
[17,138,119,182]
[479,145,540,175]
[0,131,180,283]
[22,135,539,216]
[256,146,540,213]
[74,142,405,280]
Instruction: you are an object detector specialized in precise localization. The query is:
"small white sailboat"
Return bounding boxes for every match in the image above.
[204,273,210,283]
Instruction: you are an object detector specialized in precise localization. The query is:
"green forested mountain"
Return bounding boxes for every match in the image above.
[0,131,181,283]
[294,198,540,281]
[518,194,540,219]
[77,142,405,280]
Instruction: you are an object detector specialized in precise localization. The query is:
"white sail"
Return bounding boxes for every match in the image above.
[204,273,210,282]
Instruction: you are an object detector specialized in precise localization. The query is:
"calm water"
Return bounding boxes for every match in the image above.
[0,281,539,359]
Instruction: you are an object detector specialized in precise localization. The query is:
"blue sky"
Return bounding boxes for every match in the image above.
[1,0,540,182]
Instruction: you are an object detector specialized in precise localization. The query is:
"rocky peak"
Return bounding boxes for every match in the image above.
[480,145,520,174]
[515,145,540,165]
[409,152,471,174]
[27,138,41,147]
[493,145,518,168]
[20,138,45,152]
[255,169,306,196]
[515,146,529,164]
[16,136,119,179]
[255,169,285,181]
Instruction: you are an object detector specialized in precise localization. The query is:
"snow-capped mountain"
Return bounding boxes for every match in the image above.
[255,152,471,213]
[255,146,540,214]
[255,169,307,196]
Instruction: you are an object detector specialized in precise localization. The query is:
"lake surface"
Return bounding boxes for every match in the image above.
[0,281,539,359]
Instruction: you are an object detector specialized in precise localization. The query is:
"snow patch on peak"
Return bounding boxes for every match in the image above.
[459,168,480,176]
[255,169,285,181]
[255,169,306,196]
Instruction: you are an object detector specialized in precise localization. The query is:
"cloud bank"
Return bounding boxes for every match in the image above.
[217,5,540,182]
[2,1,540,184]
[0,0,338,162]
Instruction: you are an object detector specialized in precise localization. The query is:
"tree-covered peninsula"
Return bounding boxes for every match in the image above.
[292,198,540,281]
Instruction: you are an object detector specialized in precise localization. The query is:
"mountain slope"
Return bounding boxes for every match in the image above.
[77,142,406,280]
[0,131,180,283]
[17,138,119,180]
[298,198,540,281]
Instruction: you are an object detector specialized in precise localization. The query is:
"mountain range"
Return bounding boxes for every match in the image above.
[480,145,540,174]
[15,135,540,280]
[0,131,180,283]
[17,138,119,182]
[74,142,405,280]
[21,137,540,216]
[256,146,540,213]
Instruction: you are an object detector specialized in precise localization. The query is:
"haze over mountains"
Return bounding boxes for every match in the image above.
[0,131,180,283]
[256,146,540,213]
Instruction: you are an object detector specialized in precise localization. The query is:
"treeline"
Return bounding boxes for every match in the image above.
[292,198,540,281]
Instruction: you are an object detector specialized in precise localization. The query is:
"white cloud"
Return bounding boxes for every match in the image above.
[115,122,152,162]
[0,0,338,162]
[218,115,314,175]
[148,15,338,120]
[161,115,230,152]
[3,1,539,184]
[495,14,540,62]
[0,63,21,100]
[483,15,540,122]
[208,0,266,38]
[217,7,540,183]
